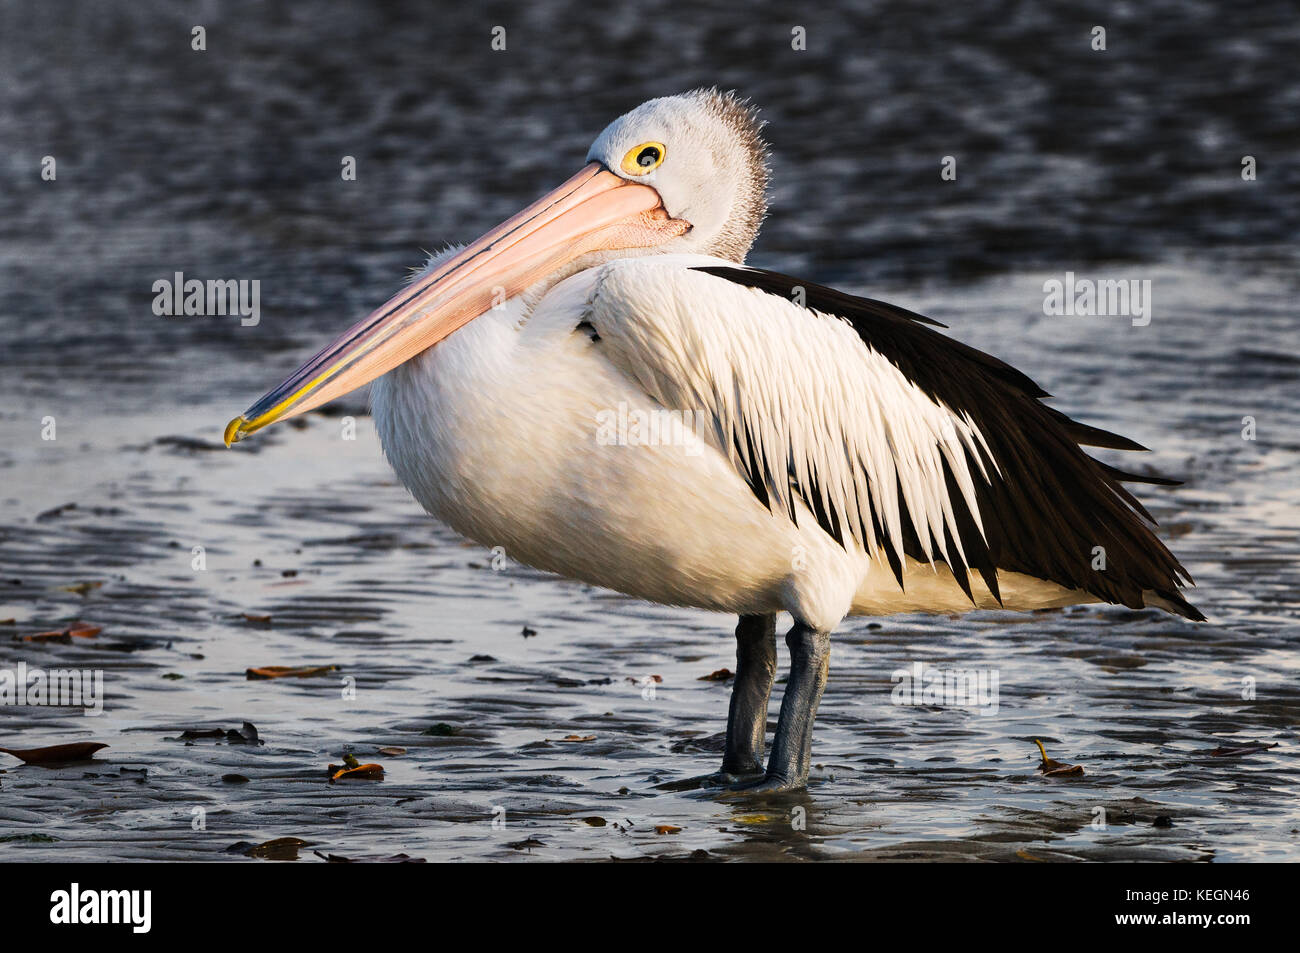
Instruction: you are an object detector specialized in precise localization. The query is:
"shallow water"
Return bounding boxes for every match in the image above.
[1,0,1297,861]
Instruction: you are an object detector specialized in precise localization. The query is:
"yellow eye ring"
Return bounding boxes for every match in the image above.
[620,141,666,175]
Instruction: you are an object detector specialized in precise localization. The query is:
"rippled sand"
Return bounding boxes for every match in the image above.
[2,261,1296,861]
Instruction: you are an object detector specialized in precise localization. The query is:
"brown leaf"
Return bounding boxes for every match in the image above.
[506,837,545,850]
[329,763,384,781]
[172,723,261,745]
[227,723,261,745]
[24,623,101,642]
[312,850,425,863]
[1034,739,1084,777]
[247,837,311,860]
[552,734,596,743]
[699,668,734,681]
[0,742,108,764]
[655,825,682,835]
[1207,742,1280,757]
[58,581,103,595]
[377,746,406,756]
[241,613,272,624]
[245,664,338,680]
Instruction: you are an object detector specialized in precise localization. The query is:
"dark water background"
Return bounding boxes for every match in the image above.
[1,0,1297,861]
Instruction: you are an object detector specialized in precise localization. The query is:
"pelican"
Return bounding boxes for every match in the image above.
[224,89,1201,793]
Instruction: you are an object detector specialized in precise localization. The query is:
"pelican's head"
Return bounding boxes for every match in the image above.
[224,89,769,445]
[585,88,769,262]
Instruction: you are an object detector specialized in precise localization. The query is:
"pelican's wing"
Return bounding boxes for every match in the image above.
[581,256,1201,620]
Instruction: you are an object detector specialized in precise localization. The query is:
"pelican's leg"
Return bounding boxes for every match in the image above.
[730,620,830,794]
[710,612,777,783]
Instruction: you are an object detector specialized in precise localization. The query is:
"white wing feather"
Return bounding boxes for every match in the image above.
[582,256,993,571]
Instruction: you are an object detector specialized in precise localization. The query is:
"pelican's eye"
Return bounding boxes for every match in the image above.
[620,141,666,176]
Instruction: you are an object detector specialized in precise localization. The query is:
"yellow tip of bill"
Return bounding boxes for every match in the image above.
[223,416,246,448]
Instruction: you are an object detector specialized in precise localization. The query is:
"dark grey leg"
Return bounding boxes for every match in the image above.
[656,613,778,792]
[716,613,777,779]
[731,620,830,794]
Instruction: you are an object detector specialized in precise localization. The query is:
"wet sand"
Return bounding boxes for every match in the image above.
[3,261,1297,862]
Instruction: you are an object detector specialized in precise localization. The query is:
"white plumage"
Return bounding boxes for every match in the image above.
[587,257,997,564]
[372,251,1089,632]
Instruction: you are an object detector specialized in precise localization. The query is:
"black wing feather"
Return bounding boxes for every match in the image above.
[692,264,1202,622]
